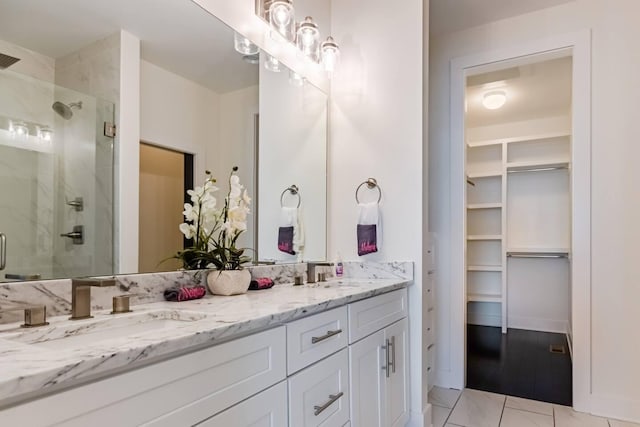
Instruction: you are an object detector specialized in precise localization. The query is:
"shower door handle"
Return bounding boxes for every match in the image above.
[0,233,6,270]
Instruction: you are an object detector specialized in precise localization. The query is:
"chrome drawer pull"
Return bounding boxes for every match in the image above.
[390,335,396,374]
[313,391,344,416]
[0,233,6,271]
[382,339,391,378]
[311,329,342,344]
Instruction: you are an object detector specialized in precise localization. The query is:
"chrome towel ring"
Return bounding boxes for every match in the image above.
[280,185,301,208]
[355,178,382,204]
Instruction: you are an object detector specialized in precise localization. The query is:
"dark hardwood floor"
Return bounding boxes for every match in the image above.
[466,325,572,406]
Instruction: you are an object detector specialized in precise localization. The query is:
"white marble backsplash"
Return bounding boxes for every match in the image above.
[0,261,412,324]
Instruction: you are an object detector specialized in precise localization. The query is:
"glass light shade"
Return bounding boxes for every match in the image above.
[234,32,259,55]
[269,0,295,42]
[321,36,340,75]
[39,126,53,142]
[296,16,320,62]
[265,54,281,72]
[288,70,305,87]
[11,121,28,138]
[482,90,507,110]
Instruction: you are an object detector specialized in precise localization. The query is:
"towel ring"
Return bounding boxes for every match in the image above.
[280,185,301,208]
[355,178,382,204]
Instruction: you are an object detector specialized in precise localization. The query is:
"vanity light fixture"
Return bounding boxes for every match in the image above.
[321,36,339,76]
[234,32,259,55]
[38,126,53,142]
[242,53,260,65]
[10,120,28,139]
[296,16,320,62]
[482,90,507,110]
[268,0,296,42]
[289,70,305,87]
[265,54,281,72]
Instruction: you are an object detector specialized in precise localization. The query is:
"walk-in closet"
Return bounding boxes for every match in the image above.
[464,54,573,405]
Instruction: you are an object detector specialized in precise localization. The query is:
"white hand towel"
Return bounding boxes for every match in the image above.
[278,207,304,258]
[357,202,381,255]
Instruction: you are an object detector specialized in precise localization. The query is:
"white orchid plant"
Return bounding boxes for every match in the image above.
[174,167,252,270]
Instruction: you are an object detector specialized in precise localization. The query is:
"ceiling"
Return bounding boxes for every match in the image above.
[430,0,575,35]
[465,56,572,129]
[0,0,258,93]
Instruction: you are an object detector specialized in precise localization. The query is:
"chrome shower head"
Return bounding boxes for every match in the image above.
[52,101,82,120]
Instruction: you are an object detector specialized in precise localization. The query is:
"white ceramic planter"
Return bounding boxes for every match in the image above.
[206,269,251,296]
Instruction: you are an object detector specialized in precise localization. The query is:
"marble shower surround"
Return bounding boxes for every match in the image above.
[0,261,410,324]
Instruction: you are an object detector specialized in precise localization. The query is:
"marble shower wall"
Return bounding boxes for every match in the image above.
[54,33,119,279]
[0,261,412,324]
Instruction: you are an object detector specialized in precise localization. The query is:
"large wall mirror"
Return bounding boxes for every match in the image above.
[0,0,327,283]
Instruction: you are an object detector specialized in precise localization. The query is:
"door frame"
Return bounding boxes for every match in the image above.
[448,30,592,412]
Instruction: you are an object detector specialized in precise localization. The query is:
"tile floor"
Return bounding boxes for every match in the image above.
[429,387,640,427]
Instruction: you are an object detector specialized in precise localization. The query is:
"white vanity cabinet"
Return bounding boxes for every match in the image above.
[0,327,287,427]
[348,290,409,427]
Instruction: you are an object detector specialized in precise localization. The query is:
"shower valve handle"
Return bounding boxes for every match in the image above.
[60,226,84,245]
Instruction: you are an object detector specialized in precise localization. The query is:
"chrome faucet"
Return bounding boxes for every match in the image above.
[70,278,116,320]
[306,262,334,284]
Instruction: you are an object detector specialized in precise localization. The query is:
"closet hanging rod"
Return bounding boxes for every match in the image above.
[507,252,569,259]
[507,165,568,174]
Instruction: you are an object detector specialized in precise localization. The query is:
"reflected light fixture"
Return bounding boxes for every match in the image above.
[297,16,320,62]
[482,90,507,110]
[288,70,305,87]
[268,0,295,42]
[38,126,53,142]
[321,36,339,76]
[10,121,28,139]
[234,32,259,55]
[265,54,281,72]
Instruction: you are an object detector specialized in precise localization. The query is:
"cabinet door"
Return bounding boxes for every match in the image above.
[349,329,384,427]
[385,318,409,427]
[196,381,287,427]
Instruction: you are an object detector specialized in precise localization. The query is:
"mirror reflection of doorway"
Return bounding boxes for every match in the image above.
[138,142,193,273]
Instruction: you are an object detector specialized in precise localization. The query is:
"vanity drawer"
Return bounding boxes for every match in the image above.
[288,348,350,427]
[348,289,407,343]
[196,381,288,427]
[287,306,348,374]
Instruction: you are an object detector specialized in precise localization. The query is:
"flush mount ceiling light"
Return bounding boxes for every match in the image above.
[482,90,507,110]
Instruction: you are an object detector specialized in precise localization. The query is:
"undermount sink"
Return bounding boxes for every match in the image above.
[1,309,211,350]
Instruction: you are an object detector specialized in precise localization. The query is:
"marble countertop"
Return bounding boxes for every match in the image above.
[0,278,408,406]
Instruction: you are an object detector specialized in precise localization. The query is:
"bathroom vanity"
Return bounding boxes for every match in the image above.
[0,271,410,426]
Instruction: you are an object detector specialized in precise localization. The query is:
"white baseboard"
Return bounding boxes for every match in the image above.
[467,312,501,327]
[507,315,567,333]
[590,393,640,424]
[408,403,433,427]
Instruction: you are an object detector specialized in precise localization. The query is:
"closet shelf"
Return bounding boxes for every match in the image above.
[466,170,502,179]
[467,265,502,272]
[467,293,502,303]
[507,247,570,254]
[467,235,502,241]
[467,203,502,210]
[506,160,569,173]
[466,131,571,148]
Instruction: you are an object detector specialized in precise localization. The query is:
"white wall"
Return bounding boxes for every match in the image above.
[140,59,218,184]
[429,0,640,421]
[217,85,258,252]
[258,63,327,263]
[330,0,428,424]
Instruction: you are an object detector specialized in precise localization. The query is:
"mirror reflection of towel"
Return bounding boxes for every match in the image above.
[278,207,304,256]
[357,202,380,256]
